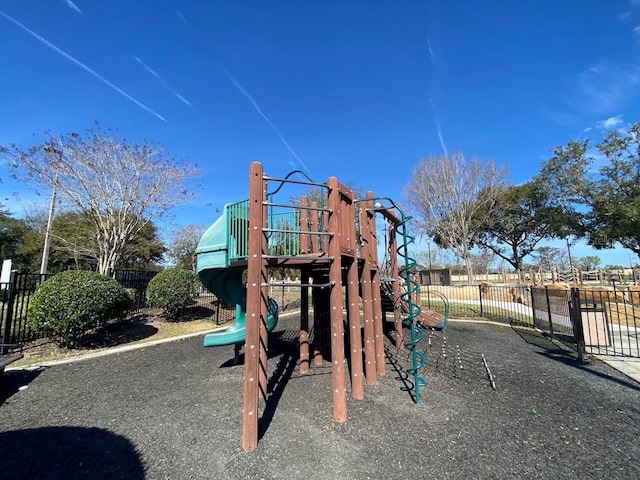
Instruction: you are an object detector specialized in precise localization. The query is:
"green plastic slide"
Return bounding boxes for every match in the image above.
[196,209,279,347]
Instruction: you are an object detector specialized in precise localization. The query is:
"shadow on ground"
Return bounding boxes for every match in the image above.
[0,426,145,480]
[513,325,640,391]
[0,368,45,405]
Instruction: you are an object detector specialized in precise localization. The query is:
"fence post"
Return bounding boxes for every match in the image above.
[544,287,554,337]
[1,271,17,355]
[530,287,537,328]
[570,287,585,363]
[478,285,483,316]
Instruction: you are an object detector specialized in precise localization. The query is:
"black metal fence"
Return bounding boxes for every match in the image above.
[1,270,232,353]
[3,271,638,359]
[111,269,159,311]
[1,272,50,354]
[424,284,640,359]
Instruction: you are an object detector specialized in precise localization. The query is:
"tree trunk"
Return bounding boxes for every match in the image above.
[463,246,475,285]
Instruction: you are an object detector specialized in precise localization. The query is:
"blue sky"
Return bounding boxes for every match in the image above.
[1,0,639,268]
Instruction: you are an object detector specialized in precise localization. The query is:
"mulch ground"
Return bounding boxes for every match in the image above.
[1,314,638,480]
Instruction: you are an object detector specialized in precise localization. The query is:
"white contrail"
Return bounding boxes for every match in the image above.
[426,32,447,156]
[426,38,435,62]
[64,0,83,15]
[174,93,191,106]
[223,70,310,173]
[0,10,167,122]
[429,97,448,156]
[134,57,191,106]
[176,10,190,28]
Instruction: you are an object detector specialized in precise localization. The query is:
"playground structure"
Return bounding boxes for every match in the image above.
[196,162,448,452]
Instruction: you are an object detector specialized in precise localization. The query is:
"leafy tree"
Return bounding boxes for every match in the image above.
[2,123,201,274]
[117,220,165,270]
[41,211,165,272]
[536,122,640,255]
[589,124,640,254]
[166,224,206,272]
[474,181,563,271]
[577,255,601,271]
[0,204,27,262]
[530,246,570,272]
[48,211,99,271]
[404,152,507,284]
[0,204,40,270]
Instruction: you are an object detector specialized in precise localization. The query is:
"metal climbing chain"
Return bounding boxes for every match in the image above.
[395,214,427,404]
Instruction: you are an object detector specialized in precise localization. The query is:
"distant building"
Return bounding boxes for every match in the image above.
[420,268,451,286]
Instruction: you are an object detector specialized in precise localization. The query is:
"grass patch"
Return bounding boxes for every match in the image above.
[11,311,231,368]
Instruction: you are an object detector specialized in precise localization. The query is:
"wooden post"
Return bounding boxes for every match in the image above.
[346,257,364,399]
[312,273,326,366]
[327,177,347,423]
[300,269,310,374]
[242,162,268,453]
[310,201,319,254]
[367,192,385,376]
[359,197,377,385]
[300,196,310,254]
[299,197,311,374]
[389,224,403,349]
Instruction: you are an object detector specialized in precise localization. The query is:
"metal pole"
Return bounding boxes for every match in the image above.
[566,236,574,283]
[40,171,58,274]
[40,146,61,275]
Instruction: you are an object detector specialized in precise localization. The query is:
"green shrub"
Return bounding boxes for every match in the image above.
[28,270,133,348]
[146,268,198,320]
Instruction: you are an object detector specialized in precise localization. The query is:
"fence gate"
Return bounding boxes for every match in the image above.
[531,286,640,359]
[531,286,577,350]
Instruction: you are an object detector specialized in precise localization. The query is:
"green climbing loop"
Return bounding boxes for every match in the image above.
[395,212,427,404]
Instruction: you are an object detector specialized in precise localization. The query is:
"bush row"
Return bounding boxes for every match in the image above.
[28,268,200,348]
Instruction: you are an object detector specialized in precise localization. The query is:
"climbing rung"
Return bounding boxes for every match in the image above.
[263,228,332,235]
[262,254,333,261]
[263,201,331,212]
[264,175,328,188]
[262,282,334,288]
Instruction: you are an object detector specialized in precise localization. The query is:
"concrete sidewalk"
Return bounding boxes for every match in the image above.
[598,356,640,384]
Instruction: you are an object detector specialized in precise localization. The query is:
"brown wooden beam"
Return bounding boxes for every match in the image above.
[389,224,403,349]
[346,256,364,399]
[327,177,347,423]
[358,197,377,385]
[367,192,385,376]
[299,269,310,374]
[242,161,267,453]
[300,196,310,254]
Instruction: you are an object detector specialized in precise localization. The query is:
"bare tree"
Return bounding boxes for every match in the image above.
[2,124,201,274]
[404,152,507,284]
[471,246,497,276]
[166,223,207,272]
